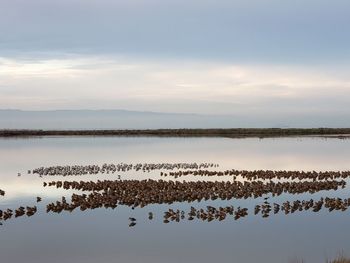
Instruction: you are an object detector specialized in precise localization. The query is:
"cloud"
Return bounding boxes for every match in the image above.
[0,55,350,118]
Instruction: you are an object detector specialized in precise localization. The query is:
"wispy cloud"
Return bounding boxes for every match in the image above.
[1,55,350,117]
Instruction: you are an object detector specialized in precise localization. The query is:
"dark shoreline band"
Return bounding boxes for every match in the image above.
[1,128,350,138]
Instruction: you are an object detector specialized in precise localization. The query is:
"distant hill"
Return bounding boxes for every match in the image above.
[0,109,349,129]
[0,109,245,130]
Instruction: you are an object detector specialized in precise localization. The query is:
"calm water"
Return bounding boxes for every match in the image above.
[1,136,350,263]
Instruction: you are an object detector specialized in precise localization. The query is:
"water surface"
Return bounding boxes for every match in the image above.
[1,136,350,263]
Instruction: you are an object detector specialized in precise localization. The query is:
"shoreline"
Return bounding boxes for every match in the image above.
[1,128,350,138]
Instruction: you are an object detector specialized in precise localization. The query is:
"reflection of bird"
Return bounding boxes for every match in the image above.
[129,217,137,227]
[45,178,345,212]
[15,207,25,218]
[26,206,37,217]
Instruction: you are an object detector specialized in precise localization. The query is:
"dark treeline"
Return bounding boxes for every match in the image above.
[1,128,350,137]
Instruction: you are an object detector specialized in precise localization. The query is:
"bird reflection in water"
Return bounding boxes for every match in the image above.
[1,163,350,228]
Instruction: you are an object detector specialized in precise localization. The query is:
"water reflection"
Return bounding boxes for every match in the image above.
[1,137,350,263]
[0,171,348,225]
[2,181,350,228]
[161,196,350,224]
[44,179,346,210]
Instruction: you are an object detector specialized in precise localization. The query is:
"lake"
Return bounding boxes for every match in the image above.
[1,136,350,263]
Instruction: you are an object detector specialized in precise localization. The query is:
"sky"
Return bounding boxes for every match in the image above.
[0,0,350,124]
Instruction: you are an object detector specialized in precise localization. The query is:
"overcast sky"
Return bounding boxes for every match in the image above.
[1,0,350,123]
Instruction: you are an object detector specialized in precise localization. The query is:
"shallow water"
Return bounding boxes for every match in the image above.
[1,136,350,263]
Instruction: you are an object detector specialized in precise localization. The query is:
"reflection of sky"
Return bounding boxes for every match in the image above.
[1,192,350,263]
[1,137,350,263]
[2,136,350,199]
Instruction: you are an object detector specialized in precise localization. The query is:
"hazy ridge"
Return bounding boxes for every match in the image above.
[0,109,243,130]
[1,109,349,130]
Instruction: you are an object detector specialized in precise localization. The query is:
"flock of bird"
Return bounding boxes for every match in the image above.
[254,196,350,217]
[0,202,39,222]
[44,179,346,212]
[161,169,350,181]
[41,177,349,227]
[160,196,350,224]
[30,163,350,183]
[1,162,350,227]
[3,195,350,226]
[162,205,248,223]
[31,163,218,177]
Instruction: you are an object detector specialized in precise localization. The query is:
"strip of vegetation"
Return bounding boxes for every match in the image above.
[1,128,350,138]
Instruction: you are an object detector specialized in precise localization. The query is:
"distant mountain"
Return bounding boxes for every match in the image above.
[0,109,244,130]
[0,109,348,129]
